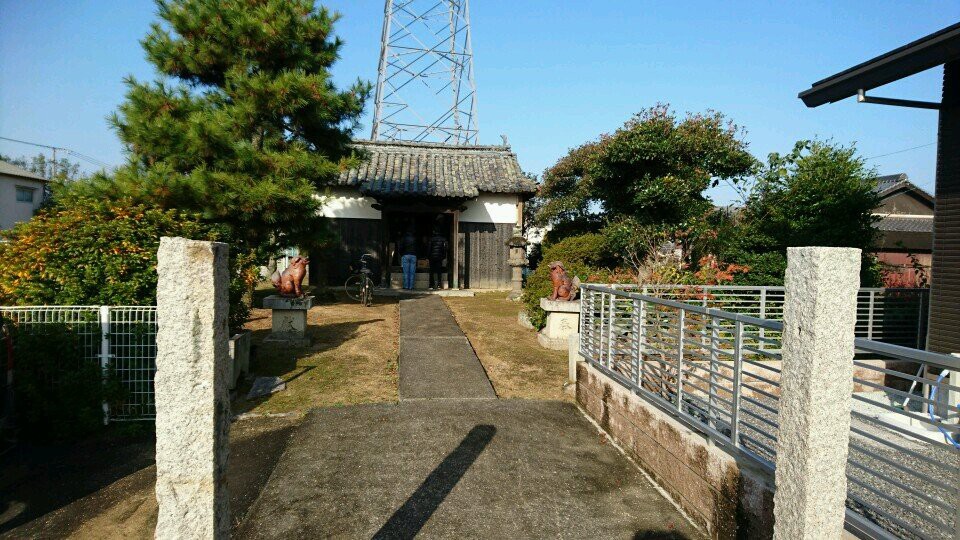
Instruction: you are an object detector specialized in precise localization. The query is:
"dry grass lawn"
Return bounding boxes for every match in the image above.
[234,291,399,415]
[444,292,571,401]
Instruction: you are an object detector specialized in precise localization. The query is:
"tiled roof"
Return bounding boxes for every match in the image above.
[876,215,934,233]
[0,160,46,182]
[337,140,536,199]
[874,172,933,203]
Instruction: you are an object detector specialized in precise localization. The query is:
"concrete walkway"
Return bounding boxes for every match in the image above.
[237,400,700,539]
[398,296,496,400]
[236,296,701,539]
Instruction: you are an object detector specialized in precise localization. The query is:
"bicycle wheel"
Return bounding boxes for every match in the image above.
[344,274,364,302]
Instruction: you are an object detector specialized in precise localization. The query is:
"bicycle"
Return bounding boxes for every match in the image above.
[344,254,375,307]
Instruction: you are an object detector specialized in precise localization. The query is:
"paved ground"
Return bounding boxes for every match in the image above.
[236,295,701,539]
[398,296,496,400]
[236,400,700,539]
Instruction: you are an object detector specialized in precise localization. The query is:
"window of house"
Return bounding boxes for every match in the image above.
[16,186,36,203]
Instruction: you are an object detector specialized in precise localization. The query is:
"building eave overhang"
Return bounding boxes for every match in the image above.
[798,22,960,107]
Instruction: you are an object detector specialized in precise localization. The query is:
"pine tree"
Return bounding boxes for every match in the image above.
[69,0,369,258]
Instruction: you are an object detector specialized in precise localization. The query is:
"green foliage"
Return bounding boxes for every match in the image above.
[590,106,755,224]
[5,323,124,441]
[521,234,627,329]
[534,105,755,232]
[540,233,614,267]
[0,199,254,331]
[724,140,881,285]
[58,0,370,259]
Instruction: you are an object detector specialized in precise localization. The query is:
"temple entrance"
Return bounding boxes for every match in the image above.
[383,209,456,290]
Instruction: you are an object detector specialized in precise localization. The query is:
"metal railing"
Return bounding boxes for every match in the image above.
[611,284,928,349]
[579,284,958,540]
[0,305,157,422]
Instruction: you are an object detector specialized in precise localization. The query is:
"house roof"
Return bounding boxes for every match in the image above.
[876,215,934,233]
[0,160,47,182]
[799,22,960,107]
[874,172,934,205]
[337,140,536,199]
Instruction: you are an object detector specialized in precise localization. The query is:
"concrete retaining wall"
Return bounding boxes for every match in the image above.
[576,361,774,539]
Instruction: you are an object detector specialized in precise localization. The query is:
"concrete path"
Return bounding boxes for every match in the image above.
[398,296,496,400]
[236,400,701,539]
[235,296,700,538]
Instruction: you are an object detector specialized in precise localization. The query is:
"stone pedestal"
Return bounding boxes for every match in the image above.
[537,298,581,350]
[263,295,314,347]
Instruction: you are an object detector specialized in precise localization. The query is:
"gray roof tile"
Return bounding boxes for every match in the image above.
[338,140,536,199]
[876,215,934,233]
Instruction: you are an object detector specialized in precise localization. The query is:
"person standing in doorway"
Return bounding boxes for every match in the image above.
[399,226,418,290]
[427,228,448,290]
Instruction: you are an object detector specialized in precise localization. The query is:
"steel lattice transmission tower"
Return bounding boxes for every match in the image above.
[371,0,479,144]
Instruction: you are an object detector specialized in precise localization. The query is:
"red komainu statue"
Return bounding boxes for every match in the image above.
[272,256,310,297]
[548,261,580,301]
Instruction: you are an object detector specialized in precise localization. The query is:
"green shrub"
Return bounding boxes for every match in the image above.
[541,233,614,268]
[0,199,255,332]
[521,232,629,330]
[5,322,126,441]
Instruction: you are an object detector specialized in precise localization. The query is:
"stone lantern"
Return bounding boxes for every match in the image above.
[507,228,528,300]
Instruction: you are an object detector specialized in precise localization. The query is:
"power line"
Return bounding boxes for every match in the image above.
[865,142,937,160]
[0,135,111,169]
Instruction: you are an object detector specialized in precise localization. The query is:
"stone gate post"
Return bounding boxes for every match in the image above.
[773,247,860,539]
[155,237,231,539]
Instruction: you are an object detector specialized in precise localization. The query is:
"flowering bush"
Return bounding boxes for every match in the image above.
[0,199,255,331]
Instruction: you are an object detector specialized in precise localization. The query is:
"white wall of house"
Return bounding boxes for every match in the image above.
[0,175,46,230]
[317,189,519,224]
[318,188,381,220]
[460,193,518,224]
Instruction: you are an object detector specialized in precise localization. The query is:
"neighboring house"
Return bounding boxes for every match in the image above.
[322,140,536,290]
[0,160,47,230]
[872,173,934,286]
[798,21,960,353]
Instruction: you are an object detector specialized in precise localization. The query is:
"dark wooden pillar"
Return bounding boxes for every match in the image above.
[451,210,460,289]
[928,60,960,352]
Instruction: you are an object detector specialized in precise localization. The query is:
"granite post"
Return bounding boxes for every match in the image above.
[773,247,860,540]
[155,237,231,540]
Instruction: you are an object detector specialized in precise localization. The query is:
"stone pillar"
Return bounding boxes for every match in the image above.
[507,230,528,301]
[568,333,582,383]
[155,237,231,540]
[773,247,860,540]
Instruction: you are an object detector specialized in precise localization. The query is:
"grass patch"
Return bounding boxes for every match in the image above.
[444,292,570,401]
[236,290,399,414]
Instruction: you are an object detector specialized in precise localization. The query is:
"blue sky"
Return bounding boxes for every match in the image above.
[1,1,957,204]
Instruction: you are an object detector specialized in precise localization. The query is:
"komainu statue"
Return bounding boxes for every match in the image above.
[548,261,580,301]
[272,256,310,297]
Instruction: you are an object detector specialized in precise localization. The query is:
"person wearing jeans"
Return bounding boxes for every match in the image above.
[399,227,418,290]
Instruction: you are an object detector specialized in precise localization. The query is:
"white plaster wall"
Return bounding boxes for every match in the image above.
[460,193,518,224]
[318,188,381,219]
[0,175,45,230]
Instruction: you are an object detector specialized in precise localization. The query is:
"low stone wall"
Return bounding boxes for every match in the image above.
[576,360,774,539]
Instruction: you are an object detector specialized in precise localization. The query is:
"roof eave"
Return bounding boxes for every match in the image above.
[798,22,960,108]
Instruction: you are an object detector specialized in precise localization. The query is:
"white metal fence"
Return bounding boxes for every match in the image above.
[611,285,929,349]
[580,284,959,540]
[0,305,157,422]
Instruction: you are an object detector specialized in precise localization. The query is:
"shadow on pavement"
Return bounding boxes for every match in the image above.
[372,424,496,539]
[633,531,692,539]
